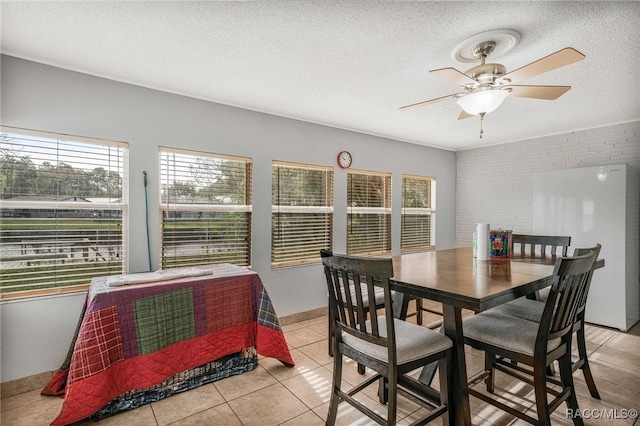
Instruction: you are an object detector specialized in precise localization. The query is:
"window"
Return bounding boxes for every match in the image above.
[401,175,436,252]
[347,170,391,255]
[0,126,128,300]
[160,148,252,268]
[272,161,333,268]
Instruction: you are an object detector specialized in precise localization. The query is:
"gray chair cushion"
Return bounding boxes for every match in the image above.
[488,298,545,322]
[342,317,452,364]
[463,311,560,356]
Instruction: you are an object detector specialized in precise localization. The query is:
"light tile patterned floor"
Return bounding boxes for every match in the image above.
[2,309,639,425]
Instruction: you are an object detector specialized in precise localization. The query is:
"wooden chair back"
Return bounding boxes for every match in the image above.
[321,253,395,362]
[571,244,602,316]
[538,250,597,353]
[512,234,571,258]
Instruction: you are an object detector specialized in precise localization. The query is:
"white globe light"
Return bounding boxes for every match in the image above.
[457,89,509,115]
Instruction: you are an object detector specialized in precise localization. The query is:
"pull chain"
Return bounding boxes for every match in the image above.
[479,112,485,139]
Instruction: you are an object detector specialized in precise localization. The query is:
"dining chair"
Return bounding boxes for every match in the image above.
[406,297,443,329]
[512,234,571,258]
[321,250,386,375]
[462,249,597,425]
[487,244,602,399]
[322,252,452,425]
[512,234,571,302]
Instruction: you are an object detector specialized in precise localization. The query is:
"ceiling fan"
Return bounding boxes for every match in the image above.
[400,38,585,138]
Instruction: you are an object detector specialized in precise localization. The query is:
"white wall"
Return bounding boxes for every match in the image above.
[0,55,457,382]
[456,121,640,245]
[1,293,86,383]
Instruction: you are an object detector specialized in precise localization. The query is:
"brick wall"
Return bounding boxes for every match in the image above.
[456,121,640,245]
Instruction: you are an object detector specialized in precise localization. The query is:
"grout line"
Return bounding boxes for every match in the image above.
[150,402,160,425]
[225,400,244,426]
[590,345,640,373]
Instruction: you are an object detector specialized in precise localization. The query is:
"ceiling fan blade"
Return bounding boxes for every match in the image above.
[399,93,460,110]
[501,48,585,84]
[506,85,571,100]
[458,110,474,120]
[429,67,476,86]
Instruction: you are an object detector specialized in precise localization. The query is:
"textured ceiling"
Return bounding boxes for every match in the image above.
[1,1,639,151]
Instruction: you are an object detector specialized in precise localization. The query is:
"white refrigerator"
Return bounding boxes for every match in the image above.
[533,164,639,331]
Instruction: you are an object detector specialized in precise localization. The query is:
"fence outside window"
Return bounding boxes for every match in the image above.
[159,147,252,269]
[0,126,128,300]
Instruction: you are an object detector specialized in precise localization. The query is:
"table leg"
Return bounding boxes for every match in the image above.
[393,294,471,425]
[392,291,410,320]
[441,304,471,426]
[419,305,471,425]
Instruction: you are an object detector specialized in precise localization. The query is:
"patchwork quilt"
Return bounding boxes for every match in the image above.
[42,264,294,425]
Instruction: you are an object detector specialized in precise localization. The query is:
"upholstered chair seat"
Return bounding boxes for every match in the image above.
[463,310,560,356]
[488,297,545,322]
[343,316,452,364]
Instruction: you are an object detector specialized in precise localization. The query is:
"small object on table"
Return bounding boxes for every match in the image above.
[476,223,490,260]
[490,229,512,259]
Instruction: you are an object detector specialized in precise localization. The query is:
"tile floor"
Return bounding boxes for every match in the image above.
[2,303,640,425]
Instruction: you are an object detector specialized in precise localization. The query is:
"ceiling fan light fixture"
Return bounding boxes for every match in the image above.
[456,89,509,115]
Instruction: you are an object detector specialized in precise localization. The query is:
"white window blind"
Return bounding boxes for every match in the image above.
[401,174,436,253]
[160,147,252,268]
[272,161,333,268]
[0,126,128,300]
[347,170,391,256]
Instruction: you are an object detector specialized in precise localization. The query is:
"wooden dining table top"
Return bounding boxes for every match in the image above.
[391,247,561,312]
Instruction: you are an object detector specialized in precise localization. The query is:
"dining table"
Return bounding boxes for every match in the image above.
[388,247,604,426]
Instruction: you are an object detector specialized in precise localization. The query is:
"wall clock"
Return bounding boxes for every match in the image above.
[337,151,352,169]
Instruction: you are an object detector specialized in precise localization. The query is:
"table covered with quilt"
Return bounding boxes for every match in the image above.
[42,264,294,425]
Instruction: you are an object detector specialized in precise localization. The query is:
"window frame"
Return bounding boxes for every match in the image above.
[0,126,129,300]
[346,169,392,256]
[401,174,436,253]
[271,160,334,269]
[159,146,253,269]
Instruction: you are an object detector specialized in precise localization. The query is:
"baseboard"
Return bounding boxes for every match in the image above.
[278,306,327,326]
[1,370,55,399]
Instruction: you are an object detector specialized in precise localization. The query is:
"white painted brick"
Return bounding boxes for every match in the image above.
[456,121,640,245]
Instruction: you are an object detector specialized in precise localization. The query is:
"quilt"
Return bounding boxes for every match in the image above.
[42,264,294,425]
